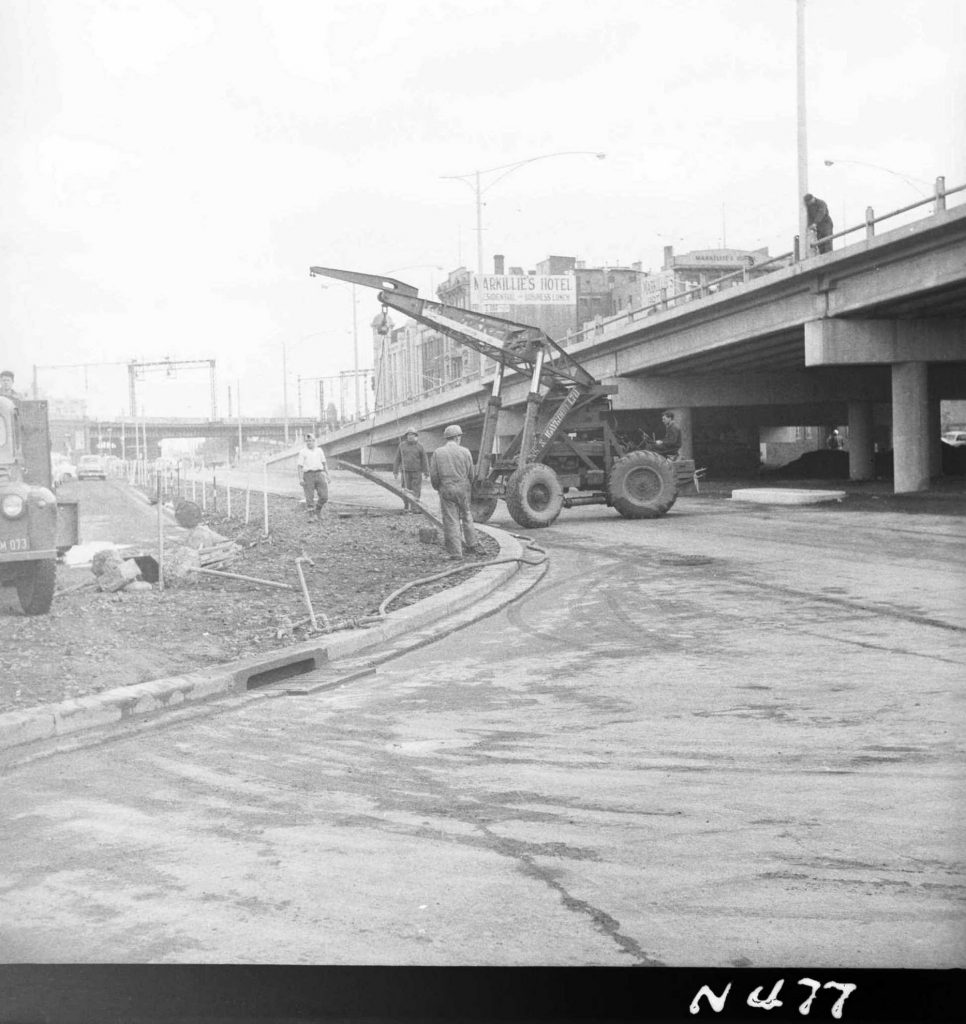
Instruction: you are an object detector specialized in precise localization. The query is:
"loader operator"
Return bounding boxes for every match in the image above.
[429,424,482,560]
[652,410,681,459]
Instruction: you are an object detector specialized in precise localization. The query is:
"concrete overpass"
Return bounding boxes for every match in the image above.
[320,198,966,493]
[49,415,320,461]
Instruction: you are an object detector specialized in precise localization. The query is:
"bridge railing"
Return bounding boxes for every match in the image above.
[369,174,965,416]
[819,175,965,250]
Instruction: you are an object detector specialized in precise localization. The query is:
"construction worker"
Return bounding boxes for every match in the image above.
[393,428,430,511]
[296,434,329,518]
[429,424,481,560]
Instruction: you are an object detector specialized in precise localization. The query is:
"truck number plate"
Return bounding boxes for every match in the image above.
[0,537,30,553]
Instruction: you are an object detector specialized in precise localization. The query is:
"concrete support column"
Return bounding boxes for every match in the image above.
[846,400,875,481]
[670,407,693,460]
[891,362,930,493]
[928,398,943,477]
[360,442,397,468]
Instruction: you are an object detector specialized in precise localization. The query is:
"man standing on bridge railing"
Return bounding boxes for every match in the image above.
[804,193,834,254]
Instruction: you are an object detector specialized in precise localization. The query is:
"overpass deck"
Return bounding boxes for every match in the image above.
[320,201,966,494]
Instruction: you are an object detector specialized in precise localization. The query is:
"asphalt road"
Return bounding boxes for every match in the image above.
[1,490,964,967]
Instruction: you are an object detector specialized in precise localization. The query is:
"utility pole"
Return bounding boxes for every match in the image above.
[127,358,218,418]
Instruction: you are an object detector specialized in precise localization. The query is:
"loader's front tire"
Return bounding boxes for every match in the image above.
[16,559,57,615]
[608,450,677,519]
[504,463,563,529]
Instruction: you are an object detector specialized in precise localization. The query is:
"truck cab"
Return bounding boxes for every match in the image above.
[0,396,79,614]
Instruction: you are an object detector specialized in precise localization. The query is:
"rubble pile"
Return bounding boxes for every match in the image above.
[164,526,242,586]
[89,549,152,594]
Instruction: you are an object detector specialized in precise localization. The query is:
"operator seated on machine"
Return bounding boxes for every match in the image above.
[649,410,681,460]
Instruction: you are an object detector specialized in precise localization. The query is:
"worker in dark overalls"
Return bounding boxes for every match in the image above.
[429,424,481,560]
[393,429,430,511]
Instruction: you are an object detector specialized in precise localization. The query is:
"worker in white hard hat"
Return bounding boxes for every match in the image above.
[429,424,482,560]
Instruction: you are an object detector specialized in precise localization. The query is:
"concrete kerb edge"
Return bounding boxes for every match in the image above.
[0,524,527,753]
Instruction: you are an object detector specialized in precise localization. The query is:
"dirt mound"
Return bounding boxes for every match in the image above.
[1,494,498,715]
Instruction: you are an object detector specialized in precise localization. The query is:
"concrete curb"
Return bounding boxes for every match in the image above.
[2,524,531,754]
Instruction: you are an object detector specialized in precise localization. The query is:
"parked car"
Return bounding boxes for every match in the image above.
[941,431,966,447]
[77,454,107,480]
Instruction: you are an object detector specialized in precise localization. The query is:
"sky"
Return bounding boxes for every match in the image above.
[2,0,964,419]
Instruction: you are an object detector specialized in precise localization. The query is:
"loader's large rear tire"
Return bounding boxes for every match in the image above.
[504,463,563,529]
[470,495,498,524]
[608,450,678,519]
[16,559,57,615]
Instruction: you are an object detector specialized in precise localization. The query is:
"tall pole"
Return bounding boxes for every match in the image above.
[797,0,809,245]
[237,379,243,460]
[282,339,289,443]
[475,169,484,291]
[352,284,360,420]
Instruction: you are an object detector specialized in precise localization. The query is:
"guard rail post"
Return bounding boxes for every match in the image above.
[865,206,876,241]
[934,175,946,214]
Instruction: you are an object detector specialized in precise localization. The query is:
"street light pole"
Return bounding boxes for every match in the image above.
[442,150,606,304]
[822,158,930,197]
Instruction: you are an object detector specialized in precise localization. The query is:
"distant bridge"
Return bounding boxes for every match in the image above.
[49,415,329,461]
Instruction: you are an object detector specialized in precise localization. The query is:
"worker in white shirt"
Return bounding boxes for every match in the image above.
[296,434,329,517]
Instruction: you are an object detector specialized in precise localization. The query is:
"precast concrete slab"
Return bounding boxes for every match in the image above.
[731,487,846,505]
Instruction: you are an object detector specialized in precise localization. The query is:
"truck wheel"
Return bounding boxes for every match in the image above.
[608,450,678,519]
[16,559,57,615]
[504,463,563,529]
[470,496,498,523]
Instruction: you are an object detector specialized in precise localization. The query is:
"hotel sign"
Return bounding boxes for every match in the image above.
[472,273,576,308]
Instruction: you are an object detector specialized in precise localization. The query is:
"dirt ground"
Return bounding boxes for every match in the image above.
[1,491,497,715]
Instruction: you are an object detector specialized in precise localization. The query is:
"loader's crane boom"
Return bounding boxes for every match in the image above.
[308,265,692,528]
[309,266,597,388]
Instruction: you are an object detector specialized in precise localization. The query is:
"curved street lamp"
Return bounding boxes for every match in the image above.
[823,158,931,197]
[441,151,606,285]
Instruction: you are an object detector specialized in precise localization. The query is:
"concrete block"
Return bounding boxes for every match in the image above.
[731,488,846,505]
[53,695,123,736]
[97,559,141,592]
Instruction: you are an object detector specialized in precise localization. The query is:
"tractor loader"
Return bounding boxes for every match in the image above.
[309,266,696,529]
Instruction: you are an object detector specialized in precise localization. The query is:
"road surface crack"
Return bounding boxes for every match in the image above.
[473,822,664,966]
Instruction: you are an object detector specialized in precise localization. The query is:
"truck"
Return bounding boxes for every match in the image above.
[308,266,698,529]
[0,396,79,614]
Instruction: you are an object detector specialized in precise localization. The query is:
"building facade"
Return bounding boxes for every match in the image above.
[371,247,788,413]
